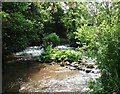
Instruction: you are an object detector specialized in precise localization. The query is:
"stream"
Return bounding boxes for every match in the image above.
[3,45,100,92]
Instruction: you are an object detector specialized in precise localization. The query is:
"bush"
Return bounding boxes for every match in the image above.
[87,3,120,93]
[2,11,35,55]
[67,32,78,47]
[37,48,82,63]
[37,51,52,63]
[74,25,99,51]
[87,78,101,93]
[73,3,120,93]
[97,30,120,93]
[43,33,60,49]
[54,50,82,62]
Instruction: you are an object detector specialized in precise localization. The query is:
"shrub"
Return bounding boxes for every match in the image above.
[87,3,120,93]
[97,30,120,93]
[37,50,52,63]
[37,48,82,63]
[43,33,60,49]
[74,25,99,51]
[67,32,78,47]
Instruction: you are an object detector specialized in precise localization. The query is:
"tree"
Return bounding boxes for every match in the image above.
[2,3,35,55]
[96,2,120,93]
[61,2,91,47]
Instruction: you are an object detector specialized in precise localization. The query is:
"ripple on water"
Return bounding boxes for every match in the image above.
[19,64,100,92]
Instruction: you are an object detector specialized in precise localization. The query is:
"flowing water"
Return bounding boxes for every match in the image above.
[3,45,100,92]
[3,62,100,92]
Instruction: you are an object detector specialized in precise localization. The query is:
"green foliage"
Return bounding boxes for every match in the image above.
[54,49,82,62]
[2,2,55,57]
[2,2,120,93]
[74,25,99,54]
[87,78,101,93]
[23,3,52,34]
[0,11,10,18]
[2,2,30,13]
[2,3,38,56]
[97,29,120,93]
[61,2,91,47]
[43,33,60,49]
[37,48,82,63]
[2,10,35,54]
[68,2,120,93]
[67,32,77,47]
[37,50,52,63]
[84,2,120,93]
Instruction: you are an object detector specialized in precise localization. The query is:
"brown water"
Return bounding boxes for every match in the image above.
[3,61,78,92]
[3,61,100,92]
[30,64,79,81]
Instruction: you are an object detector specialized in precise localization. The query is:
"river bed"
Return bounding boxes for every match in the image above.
[3,45,100,92]
[3,62,100,92]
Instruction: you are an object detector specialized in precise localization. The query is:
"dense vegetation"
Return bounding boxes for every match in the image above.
[37,48,82,63]
[2,2,120,93]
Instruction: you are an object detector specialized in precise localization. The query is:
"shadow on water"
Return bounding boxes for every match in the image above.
[2,60,46,92]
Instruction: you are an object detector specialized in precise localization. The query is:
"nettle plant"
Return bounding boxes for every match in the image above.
[37,48,82,63]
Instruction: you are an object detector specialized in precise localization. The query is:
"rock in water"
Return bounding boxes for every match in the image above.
[78,60,82,64]
[86,64,94,68]
[91,69,100,74]
[50,61,56,65]
[82,68,86,71]
[69,67,76,70]
[65,66,69,68]
[85,69,92,73]
[60,62,64,67]
[73,64,79,68]
[65,61,70,65]
[71,62,78,66]
[77,66,82,70]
